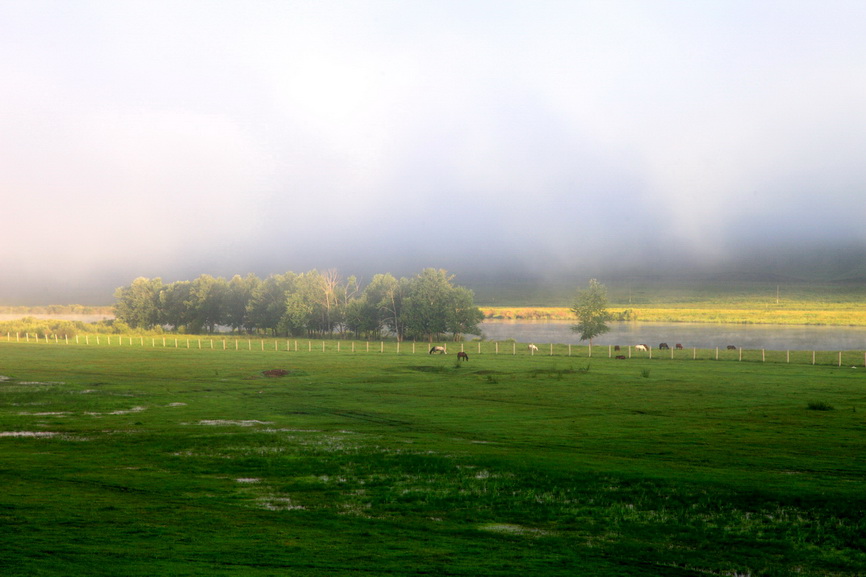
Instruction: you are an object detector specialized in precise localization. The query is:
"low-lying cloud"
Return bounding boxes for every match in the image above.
[2,1,865,304]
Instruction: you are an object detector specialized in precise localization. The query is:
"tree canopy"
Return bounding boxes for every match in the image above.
[113,268,483,341]
[570,278,611,345]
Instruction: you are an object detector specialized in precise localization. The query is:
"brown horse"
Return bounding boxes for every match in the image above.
[457,351,469,361]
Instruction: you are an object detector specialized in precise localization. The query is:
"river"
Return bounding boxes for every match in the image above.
[479,320,866,351]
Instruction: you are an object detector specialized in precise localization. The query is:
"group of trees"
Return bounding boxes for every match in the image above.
[114,268,484,342]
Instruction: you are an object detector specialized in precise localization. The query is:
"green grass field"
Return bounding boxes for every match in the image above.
[1,343,865,576]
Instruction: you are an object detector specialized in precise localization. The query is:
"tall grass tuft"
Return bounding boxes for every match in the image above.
[806,401,834,411]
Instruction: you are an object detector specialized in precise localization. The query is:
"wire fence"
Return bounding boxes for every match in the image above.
[4,332,866,367]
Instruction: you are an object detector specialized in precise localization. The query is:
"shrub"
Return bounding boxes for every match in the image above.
[807,401,834,411]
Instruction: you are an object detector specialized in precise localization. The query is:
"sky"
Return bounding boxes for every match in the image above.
[3,1,866,304]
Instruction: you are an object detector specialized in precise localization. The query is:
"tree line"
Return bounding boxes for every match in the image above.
[113,268,484,341]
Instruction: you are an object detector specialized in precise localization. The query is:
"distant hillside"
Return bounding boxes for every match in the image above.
[466,276,866,308]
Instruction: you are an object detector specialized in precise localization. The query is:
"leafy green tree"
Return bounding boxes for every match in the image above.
[446,285,485,340]
[402,269,483,342]
[292,270,330,336]
[570,278,611,345]
[344,297,381,339]
[224,274,260,333]
[365,273,409,341]
[247,272,297,335]
[158,281,194,331]
[114,277,163,329]
[281,291,314,336]
[402,269,451,341]
[289,269,357,337]
[187,274,229,333]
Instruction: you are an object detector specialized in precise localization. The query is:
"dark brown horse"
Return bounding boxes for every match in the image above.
[457,351,469,361]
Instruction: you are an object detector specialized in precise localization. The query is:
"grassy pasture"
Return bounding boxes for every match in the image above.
[1,343,865,576]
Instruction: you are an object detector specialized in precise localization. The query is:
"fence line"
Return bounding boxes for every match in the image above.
[3,332,865,367]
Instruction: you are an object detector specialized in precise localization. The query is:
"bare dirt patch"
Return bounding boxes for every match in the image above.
[263,369,290,377]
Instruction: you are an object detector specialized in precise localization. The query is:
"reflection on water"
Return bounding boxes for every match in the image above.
[480,320,866,351]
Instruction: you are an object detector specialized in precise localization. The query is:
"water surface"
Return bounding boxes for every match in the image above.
[480,320,866,351]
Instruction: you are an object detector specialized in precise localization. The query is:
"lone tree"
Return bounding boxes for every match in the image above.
[570,278,611,346]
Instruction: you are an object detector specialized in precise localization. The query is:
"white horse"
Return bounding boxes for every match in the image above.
[429,346,446,354]
[635,344,648,352]
[528,344,539,353]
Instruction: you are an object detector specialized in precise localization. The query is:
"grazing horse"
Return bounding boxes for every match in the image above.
[429,346,446,354]
[635,344,648,352]
[659,342,670,350]
[726,345,737,350]
[457,351,469,361]
[675,343,684,350]
[615,355,627,360]
[614,345,621,351]
[528,344,539,353]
